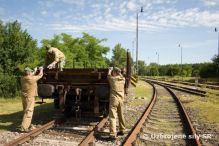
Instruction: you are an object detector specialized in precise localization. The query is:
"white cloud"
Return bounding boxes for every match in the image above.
[52,11,66,19]
[91,3,101,9]
[42,6,219,33]
[127,0,137,11]
[60,0,85,6]
[202,0,219,6]
[119,1,127,14]
[41,10,48,16]
[105,7,111,14]
[38,0,55,8]
[145,8,219,28]
[5,0,219,33]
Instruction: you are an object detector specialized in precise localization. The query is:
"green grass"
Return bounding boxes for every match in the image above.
[143,76,219,83]
[179,94,219,129]
[0,97,54,132]
[127,80,153,107]
[134,80,153,98]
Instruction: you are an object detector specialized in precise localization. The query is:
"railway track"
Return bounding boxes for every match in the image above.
[4,116,108,146]
[145,79,206,97]
[78,116,108,146]
[122,81,202,146]
[4,81,203,146]
[171,81,219,90]
[3,82,152,146]
[4,120,56,146]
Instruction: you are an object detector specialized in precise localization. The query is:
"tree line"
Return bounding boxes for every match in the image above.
[137,55,219,78]
[0,20,128,98]
[0,20,218,98]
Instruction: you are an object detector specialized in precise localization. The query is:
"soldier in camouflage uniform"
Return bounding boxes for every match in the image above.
[19,67,43,132]
[45,44,65,71]
[107,67,126,140]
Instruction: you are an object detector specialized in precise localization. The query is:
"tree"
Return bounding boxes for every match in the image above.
[81,33,109,67]
[150,66,159,76]
[40,33,110,68]
[192,64,201,77]
[212,55,219,76]
[182,64,192,77]
[199,63,215,78]
[41,33,81,68]
[111,43,127,68]
[0,20,38,73]
[0,20,38,98]
[138,60,146,75]
[198,55,219,78]
[167,64,180,76]
[159,65,169,76]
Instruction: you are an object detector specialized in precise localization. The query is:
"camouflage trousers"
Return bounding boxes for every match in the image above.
[21,96,35,131]
[48,59,65,71]
[58,59,65,71]
[109,99,126,137]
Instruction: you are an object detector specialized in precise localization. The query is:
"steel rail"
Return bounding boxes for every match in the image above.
[150,79,206,93]
[122,81,157,146]
[153,81,202,145]
[147,78,206,93]
[171,81,219,90]
[123,81,202,146]
[165,87,202,146]
[4,120,56,146]
[78,116,109,146]
[158,82,206,97]
[145,79,206,97]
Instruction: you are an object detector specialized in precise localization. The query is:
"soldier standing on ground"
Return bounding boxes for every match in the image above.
[45,44,65,71]
[107,67,126,140]
[18,67,43,132]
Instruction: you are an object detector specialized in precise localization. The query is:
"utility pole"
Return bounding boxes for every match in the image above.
[132,40,135,60]
[136,6,144,75]
[148,57,150,65]
[215,28,219,56]
[178,43,183,80]
[156,52,159,65]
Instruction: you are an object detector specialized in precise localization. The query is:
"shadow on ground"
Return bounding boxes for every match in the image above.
[0,101,55,132]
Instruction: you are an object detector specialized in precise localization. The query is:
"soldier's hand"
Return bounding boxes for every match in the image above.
[47,64,53,69]
[34,67,37,72]
[108,67,113,71]
[39,66,44,70]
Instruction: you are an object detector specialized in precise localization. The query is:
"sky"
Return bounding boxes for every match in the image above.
[0,0,219,65]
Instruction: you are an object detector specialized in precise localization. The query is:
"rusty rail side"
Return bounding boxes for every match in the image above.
[78,116,109,146]
[162,83,206,97]
[165,87,202,146]
[4,120,56,146]
[150,78,206,93]
[145,79,206,97]
[122,81,157,146]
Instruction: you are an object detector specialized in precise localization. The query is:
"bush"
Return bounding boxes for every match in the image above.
[199,64,216,78]
[0,73,20,98]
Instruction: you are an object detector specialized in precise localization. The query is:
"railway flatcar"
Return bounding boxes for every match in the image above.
[37,51,131,118]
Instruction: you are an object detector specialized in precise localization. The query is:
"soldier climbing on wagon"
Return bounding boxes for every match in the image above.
[44,44,65,71]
